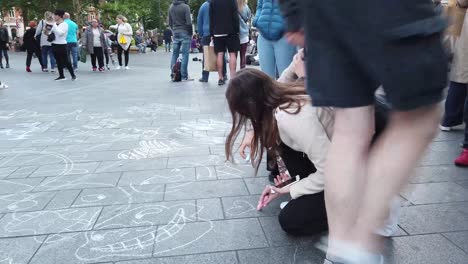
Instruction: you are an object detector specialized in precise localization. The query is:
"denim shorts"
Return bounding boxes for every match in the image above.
[303,0,448,110]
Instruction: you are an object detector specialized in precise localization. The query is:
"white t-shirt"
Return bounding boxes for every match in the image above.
[92,28,101,47]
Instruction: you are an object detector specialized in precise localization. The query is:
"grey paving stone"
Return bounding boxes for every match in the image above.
[0,166,17,179]
[399,202,468,234]
[95,159,168,173]
[118,168,196,186]
[153,218,269,257]
[73,185,164,207]
[420,149,460,166]
[64,151,123,163]
[243,177,270,195]
[108,141,144,151]
[0,140,21,149]
[42,143,113,153]
[0,178,44,194]
[222,195,284,219]
[46,190,82,210]
[456,180,468,188]
[433,130,464,141]
[216,163,268,179]
[166,155,225,168]
[31,227,157,263]
[0,192,56,213]
[95,201,197,230]
[238,245,325,264]
[34,173,121,192]
[383,234,467,264]
[195,166,218,181]
[401,182,468,204]
[258,216,319,247]
[411,165,467,183]
[443,231,468,253]
[116,252,238,264]
[30,162,100,177]
[164,179,249,201]
[7,165,38,179]
[159,146,211,158]
[0,207,102,237]
[0,236,46,264]
[197,198,225,221]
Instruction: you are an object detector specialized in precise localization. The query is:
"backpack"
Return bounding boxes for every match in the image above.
[172,58,182,82]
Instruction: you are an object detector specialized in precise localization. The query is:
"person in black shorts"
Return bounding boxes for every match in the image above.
[279,1,448,263]
[210,0,240,85]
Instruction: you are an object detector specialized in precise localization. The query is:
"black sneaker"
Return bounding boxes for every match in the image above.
[71,76,77,81]
[0,64,3,69]
[5,63,9,69]
[218,79,225,86]
[199,78,208,83]
[55,77,66,81]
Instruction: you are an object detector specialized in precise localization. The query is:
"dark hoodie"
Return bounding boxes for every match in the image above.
[169,0,192,35]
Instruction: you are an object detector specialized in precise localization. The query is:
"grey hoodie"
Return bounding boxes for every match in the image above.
[169,0,192,34]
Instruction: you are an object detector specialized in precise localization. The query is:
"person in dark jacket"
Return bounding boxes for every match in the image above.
[197,0,227,83]
[253,0,296,78]
[82,19,108,72]
[169,0,193,81]
[210,0,240,85]
[0,19,10,69]
[23,21,44,72]
[163,26,173,52]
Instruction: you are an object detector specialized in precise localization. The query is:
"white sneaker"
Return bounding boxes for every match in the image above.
[116,66,121,70]
[0,82,8,89]
[440,125,452,132]
[125,66,130,70]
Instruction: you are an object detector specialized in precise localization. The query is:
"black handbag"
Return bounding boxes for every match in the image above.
[47,33,55,42]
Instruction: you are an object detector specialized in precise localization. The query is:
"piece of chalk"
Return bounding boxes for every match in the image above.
[245,153,250,162]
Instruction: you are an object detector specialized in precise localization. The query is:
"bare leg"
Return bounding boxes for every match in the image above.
[354,104,441,252]
[217,52,224,80]
[229,52,237,78]
[325,106,375,251]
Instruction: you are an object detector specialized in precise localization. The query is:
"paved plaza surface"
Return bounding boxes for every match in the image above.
[0,52,467,264]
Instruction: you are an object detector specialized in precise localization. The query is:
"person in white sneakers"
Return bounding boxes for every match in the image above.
[110,15,133,70]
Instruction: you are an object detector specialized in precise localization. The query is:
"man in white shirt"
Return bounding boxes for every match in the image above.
[49,9,76,81]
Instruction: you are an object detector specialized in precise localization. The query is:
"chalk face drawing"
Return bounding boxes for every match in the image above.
[118,140,185,160]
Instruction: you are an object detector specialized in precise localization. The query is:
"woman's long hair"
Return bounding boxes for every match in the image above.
[225,68,308,172]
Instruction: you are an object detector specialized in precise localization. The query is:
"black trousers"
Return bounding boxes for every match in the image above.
[277,143,326,236]
[26,47,43,67]
[91,47,104,68]
[104,48,110,65]
[117,45,130,66]
[52,44,75,78]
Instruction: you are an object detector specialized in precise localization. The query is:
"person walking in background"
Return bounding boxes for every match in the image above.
[238,0,251,69]
[23,21,44,72]
[102,27,114,70]
[253,0,296,78]
[82,19,108,72]
[48,10,76,81]
[210,0,240,85]
[35,12,57,73]
[110,15,133,70]
[440,0,468,167]
[197,0,227,83]
[164,26,173,52]
[0,19,10,69]
[135,30,146,54]
[169,0,193,81]
[64,12,79,70]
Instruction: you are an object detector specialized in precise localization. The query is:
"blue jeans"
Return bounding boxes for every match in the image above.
[171,32,191,79]
[41,45,56,69]
[67,42,79,69]
[257,34,297,78]
[442,81,468,147]
[137,43,146,53]
[201,36,227,81]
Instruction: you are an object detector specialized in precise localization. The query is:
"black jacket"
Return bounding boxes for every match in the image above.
[0,27,8,42]
[209,0,240,36]
[22,28,40,51]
